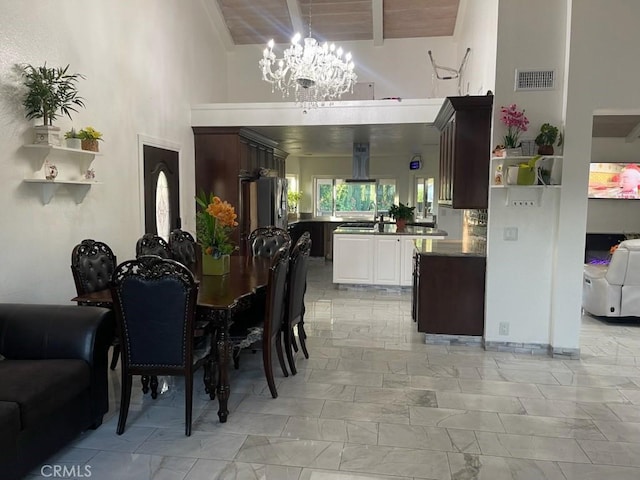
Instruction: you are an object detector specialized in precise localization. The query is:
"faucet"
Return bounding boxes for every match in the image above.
[378,214,384,232]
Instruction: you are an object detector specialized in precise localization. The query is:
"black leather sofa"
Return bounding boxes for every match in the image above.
[0,304,114,480]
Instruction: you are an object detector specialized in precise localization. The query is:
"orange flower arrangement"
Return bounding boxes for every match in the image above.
[195,191,238,257]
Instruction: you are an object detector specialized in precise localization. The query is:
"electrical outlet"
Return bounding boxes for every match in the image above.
[503,227,518,241]
[499,322,510,335]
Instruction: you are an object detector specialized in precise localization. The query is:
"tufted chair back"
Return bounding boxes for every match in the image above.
[169,229,201,276]
[248,227,292,259]
[136,233,171,259]
[71,239,117,295]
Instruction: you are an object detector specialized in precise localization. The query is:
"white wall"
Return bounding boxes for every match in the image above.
[484,0,568,346]
[227,38,458,102]
[550,0,640,348]
[454,0,499,96]
[0,0,226,303]
[587,138,640,233]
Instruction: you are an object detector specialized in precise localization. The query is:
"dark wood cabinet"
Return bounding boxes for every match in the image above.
[434,96,493,209]
[287,221,325,257]
[414,252,485,336]
[193,127,288,249]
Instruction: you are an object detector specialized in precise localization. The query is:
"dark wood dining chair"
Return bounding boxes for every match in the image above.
[247,226,292,259]
[135,233,171,258]
[282,232,312,375]
[110,256,211,436]
[229,246,290,398]
[169,228,201,277]
[71,239,120,370]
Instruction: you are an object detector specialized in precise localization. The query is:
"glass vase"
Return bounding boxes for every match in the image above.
[202,254,230,275]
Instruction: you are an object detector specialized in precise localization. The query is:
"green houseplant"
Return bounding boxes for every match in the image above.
[195,191,238,275]
[287,191,303,213]
[64,127,81,149]
[77,126,103,152]
[535,123,562,155]
[388,202,415,232]
[20,63,85,145]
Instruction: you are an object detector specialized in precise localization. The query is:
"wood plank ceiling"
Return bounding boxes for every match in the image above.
[215,0,460,45]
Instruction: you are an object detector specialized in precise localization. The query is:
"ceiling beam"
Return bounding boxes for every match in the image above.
[287,0,304,37]
[626,120,640,143]
[372,0,383,46]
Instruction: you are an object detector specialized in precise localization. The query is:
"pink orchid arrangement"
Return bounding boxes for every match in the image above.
[500,104,529,148]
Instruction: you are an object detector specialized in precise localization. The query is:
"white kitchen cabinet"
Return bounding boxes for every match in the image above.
[400,236,422,286]
[333,234,374,284]
[373,236,401,285]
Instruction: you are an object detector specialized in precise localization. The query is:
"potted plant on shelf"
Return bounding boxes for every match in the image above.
[195,191,238,275]
[388,202,415,232]
[77,126,103,152]
[535,123,562,155]
[64,128,82,149]
[499,104,529,156]
[20,63,85,146]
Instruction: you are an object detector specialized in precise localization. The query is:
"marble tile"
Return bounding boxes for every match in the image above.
[136,428,246,460]
[477,367,560,385]
[354,386,437,407]
[409,406,505,432]
[71,424,156,452]
[475,432,590,463]
[436,391,525,414]
[519,398,619,421]
[322,400,409,424]
[447,453,567,480]
[299,469,412,480]
[493,358,573,372]
[620,389,640,405]
[578,439,640,467]
[307,370,383,387]
[339,444,451,479]
[73,451,196,480]
[337,358,407,374]
[235,435,343,469]
[593,420,640,442]
[558,462,640,480]
[362,348,427,363]
[607,402,640,422]
[235,395,325,417]
[193,411,288,436]
[282,417,378,445]
[537,384,628,403]
[407,375,462,392]
[458,379,543,398]
[406,363,482,379]
[552,371,639,388]
[378,423,479,453]
[498,413,606,440]
[185,460,302,480]
[324,338,387,349]
[274,381,356,401]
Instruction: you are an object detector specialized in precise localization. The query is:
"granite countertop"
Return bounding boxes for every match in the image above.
[414,238,486,257]
[288,215,436,226]
[334,224,448,236]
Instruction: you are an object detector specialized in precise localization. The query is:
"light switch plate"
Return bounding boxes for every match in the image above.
[504,227,518,241]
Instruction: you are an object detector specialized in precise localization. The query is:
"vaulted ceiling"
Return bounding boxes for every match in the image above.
[214,0,461,46]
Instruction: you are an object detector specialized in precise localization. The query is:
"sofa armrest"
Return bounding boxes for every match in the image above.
[0,304,114,365]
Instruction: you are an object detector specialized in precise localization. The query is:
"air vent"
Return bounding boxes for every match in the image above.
[515,69,555,91]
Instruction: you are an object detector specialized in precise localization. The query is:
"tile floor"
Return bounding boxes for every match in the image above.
[28,259,640,479]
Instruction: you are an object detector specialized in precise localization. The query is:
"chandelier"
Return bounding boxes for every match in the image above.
[259,32,357,108]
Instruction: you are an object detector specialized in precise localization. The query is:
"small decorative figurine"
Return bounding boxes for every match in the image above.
[84,168,95,180]
[45,161,58,181]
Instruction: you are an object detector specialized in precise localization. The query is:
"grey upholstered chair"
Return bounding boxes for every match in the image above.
[283,232,312,375]
[247,226,292,259]
[110,256,211,436]
[71,239,119,370]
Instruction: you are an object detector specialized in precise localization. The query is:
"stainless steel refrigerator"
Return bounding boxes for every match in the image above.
[239,176,288,253]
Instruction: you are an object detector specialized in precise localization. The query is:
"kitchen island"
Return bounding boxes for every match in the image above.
[412,237,487,338]
[333,224,447,286]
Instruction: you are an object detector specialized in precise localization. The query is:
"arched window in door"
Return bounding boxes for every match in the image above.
[155,170,171,241]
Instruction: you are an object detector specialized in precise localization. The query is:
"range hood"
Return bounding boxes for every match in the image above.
[345,143,376,183]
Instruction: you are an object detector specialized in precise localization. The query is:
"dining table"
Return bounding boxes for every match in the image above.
[72,255,271,423]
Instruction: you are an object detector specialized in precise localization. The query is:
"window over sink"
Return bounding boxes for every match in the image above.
[314,178,396,217]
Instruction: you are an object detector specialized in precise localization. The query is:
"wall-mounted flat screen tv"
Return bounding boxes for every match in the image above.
[588,163,640,199]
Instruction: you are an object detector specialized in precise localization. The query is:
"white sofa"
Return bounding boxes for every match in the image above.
[583,239,640,317]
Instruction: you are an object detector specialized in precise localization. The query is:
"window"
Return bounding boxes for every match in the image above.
[414,177,434,219]
[314,178,396,217]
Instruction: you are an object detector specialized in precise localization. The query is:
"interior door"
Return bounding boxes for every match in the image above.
[143,145,180,240]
